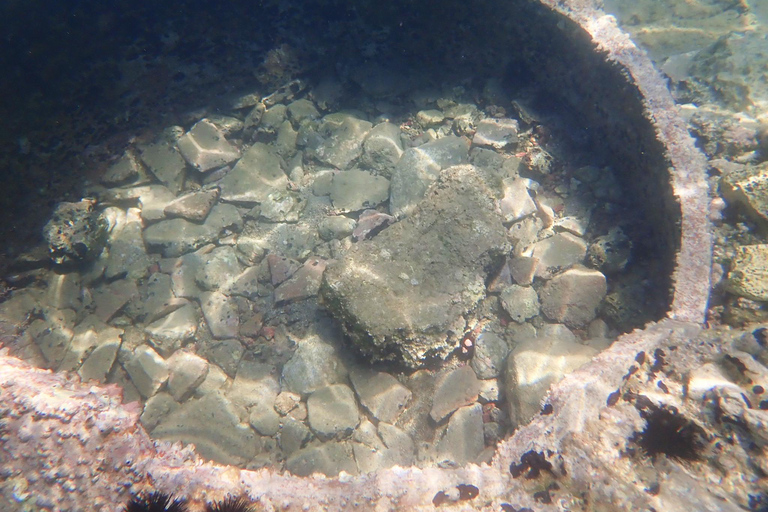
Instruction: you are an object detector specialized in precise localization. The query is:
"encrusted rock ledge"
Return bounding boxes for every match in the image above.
[0,0,720,511]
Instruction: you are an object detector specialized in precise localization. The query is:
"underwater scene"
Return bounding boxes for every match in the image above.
[0,0,766,510]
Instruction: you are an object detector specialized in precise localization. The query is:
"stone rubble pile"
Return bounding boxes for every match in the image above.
[1,74,650,476]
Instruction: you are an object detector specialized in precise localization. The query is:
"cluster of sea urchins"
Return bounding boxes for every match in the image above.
[124,492,254,512]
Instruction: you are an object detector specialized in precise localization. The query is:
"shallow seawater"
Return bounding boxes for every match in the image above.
[0,0,684,478]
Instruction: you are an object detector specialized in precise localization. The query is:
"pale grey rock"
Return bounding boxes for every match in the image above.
[274,391,302,416]
[361,122,404,175]
[45,271,82,311]
[508,216,544,256]
[274,257,327,303]
[145,301,198,357]
[195,246,242,292]
[377,422,415,467]
[587,227,631,274]
[498,178,537,223]
[524,232,588,279]
[508,256,538,286]
[93,279,139,322]
[478,378,501,403]
[725,244,768,301]
[246,221,319,261]
[258,104,287,133]
[540,266,607,327]
[275,120,298,158]
[177,119,241,173]
[163,188,220,222]
[279,417,312,455]
[416,109,445,127]
[470,331,510,379]
[202,338,244,378]
[259,191,305,223]
[152,391,259,466]
[435,403,484,466]
[322,166,508,367]
[194,364,228,397]
[349,368,412,423]
[504,335,597,428]
[249,402,281,436]
[59,315,122,374]
[329,169,390,212]
[139,141,187,194]
[125,345,169,398]
[307,384,360,438]
[314,114,373,169]
[169,246,210,299]
[78,329,122,383]
[555,216,589,237]
[286,441,358,477]
[318,216,356,241]
[102,150,143,185]
[538,323,577,344]
[311,169,336,196]
[200,291,239,339]
[430,366,481,423]
[167,351,209,402]
[500,284,540,324]
[225,267,262,299]
[267,253,300,286]
[218,142,288,204]
[206,114,245,136]
[105,221,152,281]
[282,335,348,395]
[143,204,242,257]
[104,184,174,223]
[135,272,186,324]
[287,99,320,123]
[389,136,470,218]
[228,358,280,409]
[140,392,178,431]
[472,118,519,149]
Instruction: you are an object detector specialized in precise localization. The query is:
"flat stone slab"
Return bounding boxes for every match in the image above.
[472,118,519,149]
[720,162,768,230]
[177,119,241,173]
[200,291,239,339]
[349,368,412,423]
[329,169,390,212]
[361,122,404,174]
[321,165,509,367]
[498,178,537,223]
[435,403,484,466]
[93,278,139,323]
[430,365,481,422]
[167,351,209,401]
[143,204,242,257]
[314,114,373,169]
[218,142,288,204]
[285,441,357,477]
[145,301,198,357]
[539,265,607,327]
[105,220,152,281]
[152,391,259,466]
[523,232,587,279]
[500,284,540,324]
[274,257,327,303]
[59,315,123,374]
[307,384,360,438]
[281,335,348,395]
[125,345,169,399]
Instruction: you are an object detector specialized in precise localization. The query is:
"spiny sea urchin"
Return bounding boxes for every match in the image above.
[205,496,255,512]
[123,491,188,512]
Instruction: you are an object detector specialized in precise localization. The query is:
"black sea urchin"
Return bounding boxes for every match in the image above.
[124,491,188,512]
[206,496,255,512]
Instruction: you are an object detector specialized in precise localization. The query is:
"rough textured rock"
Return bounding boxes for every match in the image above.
[281,335,348,395]
[470,331,510,379]
[218,142,287,203]
[139,140,187,195]
[361,122,404,174]
[143,204,243,257]
[329,169,390,212]
[105,218,152,280]
[321,165,509,367]
[44,200,108,266]
[314,114,373,169]
[499,284,540,323]
[285,441,358,477]
[524,232,588,279]
[167,352,209,402]
[725,244,768,301]
[435,403,485,466]
[163,188,220,222]
[472,118,519,149]
[274,257,327,303]
[144,301,198,357]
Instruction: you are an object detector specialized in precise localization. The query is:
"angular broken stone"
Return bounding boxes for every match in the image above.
[430,365,481,423]
[274,257,327,303]
[167,351,209,402]
[508,256,538,286]
[28,308,76,367]
[314,114,373,169]
[498,177,537,223]
[102,150,143,186]
[195,246,242,292]
[524,232,588,279]
[218,142,288,204]
[143,204,242,257]
[318,216,356,241]
[228,358,280,409]
[105,220,152,281]
[349,368,412,423]
[152,391,259,466]
[267,254,300,286]
[472,118,519,149]
[499,284,540,323]
[279,417,312,455]
[200,291,239,339]
[93,278,139,323]
[281,335,348,395]
[307,384,360,438]
[361,122,404,175]
[249,401,281,436]
[720,162,768,230]
[470,331,510,379]
[145,301,198,357]
[285,441,357,477]
[504,336,597,428]
[139,141,187,195]
[163,188,220,222]
[201,338,244,378]
[539,265,607,327]
[321,165,509,367]
[135,272,187,324]
[78,328,122,383]
[725,244,768,301]
[59,315,122,373]
[177,119,241,173]
[140,392,178,431]
[389,136,470,218]
[125,345,169,399]
[351,209,394,241]
[329,169,390,212]
[435,403,484,466]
